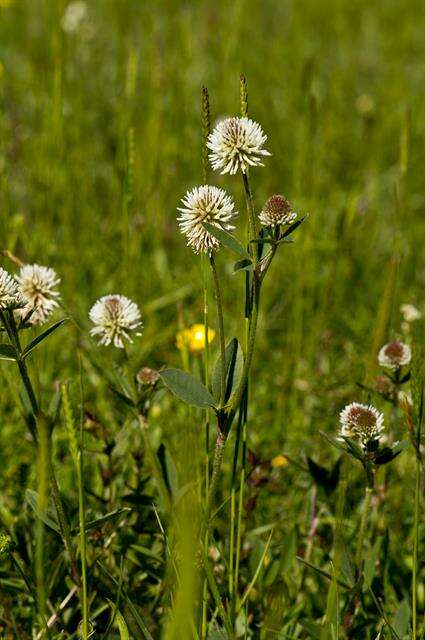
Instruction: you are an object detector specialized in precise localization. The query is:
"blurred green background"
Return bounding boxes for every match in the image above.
[0,1,424,631]
[1,0,423,424]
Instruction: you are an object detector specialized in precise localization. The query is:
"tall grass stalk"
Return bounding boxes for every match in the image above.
[201,85,211,639]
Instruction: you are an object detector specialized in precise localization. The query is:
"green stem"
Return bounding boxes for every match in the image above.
[36,414,48,634]
[48,455,80,584]
[242,172,257,249]
[228,279,260,422]
[201,251,210,640]
[199,429,226,542]
[233,395,247,610]
[209,254,226,407]
[78,449,89,638]
[355,486,373,570]
[229,407,244,600]
[412,457,420,638]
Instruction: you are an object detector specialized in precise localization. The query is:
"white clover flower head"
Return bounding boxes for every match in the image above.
[259,194,297,227]
[339,402,384,445]
[16,264,61,325]
[0,267,27,311]
[177,185,237,254]
[207,117,271,175]
[400,303,421,323]
[89,294,142,349]
[378,341,411,370]
[61,1,87,34]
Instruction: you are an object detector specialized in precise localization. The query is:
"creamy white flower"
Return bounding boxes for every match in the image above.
[378,341,411,370]
[0,267,27,310]
[259,195,297,227]
[61,1,87,34]
[16,264,60,325]
[339,402,384,445]
[89,294,142,348]
[177,185,237,254]
[207,117,271,175]
[400,304,421,323]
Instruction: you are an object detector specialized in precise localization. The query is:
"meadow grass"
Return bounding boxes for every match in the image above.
[0,0,424,638]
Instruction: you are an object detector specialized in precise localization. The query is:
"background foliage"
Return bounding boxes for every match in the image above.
[0,0,424,638]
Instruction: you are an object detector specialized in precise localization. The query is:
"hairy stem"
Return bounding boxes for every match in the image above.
[199,429,226,542]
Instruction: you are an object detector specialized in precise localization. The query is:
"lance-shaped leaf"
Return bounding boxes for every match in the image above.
[279,214,308,240]
[0,343,18,361]
[202,222,252,261]
[212,338,244,404]
[22,318,68,360]
[160,368,217,410]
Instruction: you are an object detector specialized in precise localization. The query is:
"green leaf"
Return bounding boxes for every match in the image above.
[364,537,382,590]
[22,318,68,359]
[97,562,154,640]
[202,222,251,260]
[106,600,130,640]
[392,599,410,637]
[279,214,308,239]
[320,564,339,640]
[25,489,61,534]
[109,385,136,408]
[280,526,297,573]
[299,620,321,639]
[233,258,254,273]
[160,368,217,409]
[211,338,244,404]
[296,556,350,590]
[307,457,341,494]
[72,508,132,534]
[0,343,18,361]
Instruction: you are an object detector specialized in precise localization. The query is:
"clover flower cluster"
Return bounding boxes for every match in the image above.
[1,261,144,351]
[0,267,27,311]
[339,402,384,446]
[378,340,411,370]
[177,114,298,255]
[89,294,142,349]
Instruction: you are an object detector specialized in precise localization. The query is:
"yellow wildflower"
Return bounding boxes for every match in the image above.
[271,454,288,469]
[176,323,216,355]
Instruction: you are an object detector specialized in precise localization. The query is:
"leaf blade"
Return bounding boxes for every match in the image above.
[160,368,217,409]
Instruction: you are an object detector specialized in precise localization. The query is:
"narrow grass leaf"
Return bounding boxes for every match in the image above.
[21,318,68,359]
[25,489,61,534]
